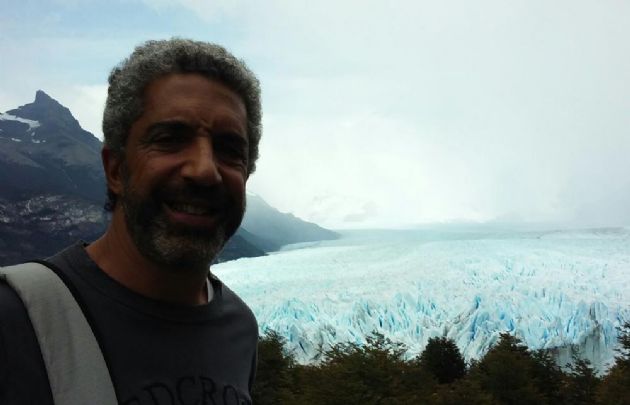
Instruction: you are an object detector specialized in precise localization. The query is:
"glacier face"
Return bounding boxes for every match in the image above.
[213,227,630,371]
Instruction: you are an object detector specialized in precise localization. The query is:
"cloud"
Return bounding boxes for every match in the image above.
[3,0,628,228]
[52,85,108,139]
[235,0,630,227]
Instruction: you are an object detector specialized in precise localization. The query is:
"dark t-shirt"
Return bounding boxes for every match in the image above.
[0,242,258,405]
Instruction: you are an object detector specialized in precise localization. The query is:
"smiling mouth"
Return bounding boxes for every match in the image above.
[166,202,214,216]
[164,198,228,218]
[162,202,224,229]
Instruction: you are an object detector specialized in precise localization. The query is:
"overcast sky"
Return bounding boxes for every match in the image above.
[1,0,629,229]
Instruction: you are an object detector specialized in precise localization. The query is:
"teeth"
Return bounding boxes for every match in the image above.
[169,203,210,215]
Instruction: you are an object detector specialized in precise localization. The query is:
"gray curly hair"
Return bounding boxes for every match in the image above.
[102,38,262,211]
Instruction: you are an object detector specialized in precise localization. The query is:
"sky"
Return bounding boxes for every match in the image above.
[1,0,629,229]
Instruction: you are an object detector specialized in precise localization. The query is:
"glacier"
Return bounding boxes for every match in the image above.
[213,226,630,372]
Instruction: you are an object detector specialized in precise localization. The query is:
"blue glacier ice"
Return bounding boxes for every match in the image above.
[213,226,630,372]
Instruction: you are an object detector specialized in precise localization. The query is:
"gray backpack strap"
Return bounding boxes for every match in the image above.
[0,262,118,405]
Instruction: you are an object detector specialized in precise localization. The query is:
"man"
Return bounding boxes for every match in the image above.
[0,39,261,404]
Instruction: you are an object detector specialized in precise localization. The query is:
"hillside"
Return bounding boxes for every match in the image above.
[0,91,338,265]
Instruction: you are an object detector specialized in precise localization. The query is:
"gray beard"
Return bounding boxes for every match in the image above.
[131,211,227,271]
[120,184,232,273]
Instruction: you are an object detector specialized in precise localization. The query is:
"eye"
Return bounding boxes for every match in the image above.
[213,133,248,166]
[150,134,186,152]
[146,124,191,150]
[153,131,178,144]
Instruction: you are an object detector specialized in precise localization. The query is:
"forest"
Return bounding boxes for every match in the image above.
[253,322,630,404]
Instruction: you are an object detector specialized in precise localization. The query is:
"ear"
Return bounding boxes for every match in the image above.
[102,147,124,197]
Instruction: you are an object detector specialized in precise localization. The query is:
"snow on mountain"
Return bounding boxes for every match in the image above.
[213,227,630,372]
[0,112,41,130]
[0,112,43,144]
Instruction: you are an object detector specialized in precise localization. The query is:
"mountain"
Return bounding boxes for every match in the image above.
[0,91,108,264]
[0,91,337,266]
[216,228,267,264]
[0,90,104,202]
[242,194,339,252]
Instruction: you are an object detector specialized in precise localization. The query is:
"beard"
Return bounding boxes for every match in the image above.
[120,174,245,272]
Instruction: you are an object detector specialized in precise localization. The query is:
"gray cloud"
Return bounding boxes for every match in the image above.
[2,0,629,228]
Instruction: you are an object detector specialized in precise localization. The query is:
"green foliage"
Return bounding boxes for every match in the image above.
[615,321,630,368]
[251,330,296,405]
[469,333,549,404]
[563,351,600,404]
[529,349,565,403]
[432,378,497,405]
[417,336,466,384]
[252,328,627,404]
[596,321,630,404]
[596,363,630,405]
[300,333,436,404]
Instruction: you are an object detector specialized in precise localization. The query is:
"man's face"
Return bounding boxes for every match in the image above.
[115,73,249,270]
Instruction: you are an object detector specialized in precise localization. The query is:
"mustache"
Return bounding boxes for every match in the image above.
[157,183,233,209]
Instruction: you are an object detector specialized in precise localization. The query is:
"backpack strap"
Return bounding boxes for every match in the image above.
[0,262,118,405]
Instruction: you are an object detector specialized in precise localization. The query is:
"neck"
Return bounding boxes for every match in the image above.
[86,209,209,306]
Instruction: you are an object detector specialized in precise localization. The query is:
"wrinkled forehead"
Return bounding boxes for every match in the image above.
[142,73,247,117]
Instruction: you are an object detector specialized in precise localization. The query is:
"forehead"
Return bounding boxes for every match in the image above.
[141,73,247,125]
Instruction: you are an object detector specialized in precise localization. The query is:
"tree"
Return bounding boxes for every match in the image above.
[614,321,630,368]
[303,333,402,404]
[563,351,600,405]
[596,365,630,405]
[469,333,547,404]
[529,349,565,403]
[596,321,630,404]
[417,336,466,384]
[252,331,296,405]
[299,332,436,404]
[432,378,497,405]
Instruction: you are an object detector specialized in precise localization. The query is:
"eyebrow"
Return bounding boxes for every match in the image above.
[144,120,192,138]
[143,119,249,146]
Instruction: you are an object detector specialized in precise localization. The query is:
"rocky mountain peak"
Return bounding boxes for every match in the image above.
[7,90,81,131]
[34,89,58,105]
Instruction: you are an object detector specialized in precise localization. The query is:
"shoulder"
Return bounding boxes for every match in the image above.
[0,273,27,310]
[211,276,259,344]
[0,279,31,342]
[46,241,88,270]
[0,268,36,324]
[0,269,54,403]
[0,263,51,359]
[0,280,26,379]
[215,277,257,324]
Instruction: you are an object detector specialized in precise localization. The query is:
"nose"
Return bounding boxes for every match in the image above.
[180,137,222,186]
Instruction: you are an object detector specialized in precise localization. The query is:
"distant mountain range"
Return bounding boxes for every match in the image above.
[0,91,338,266]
